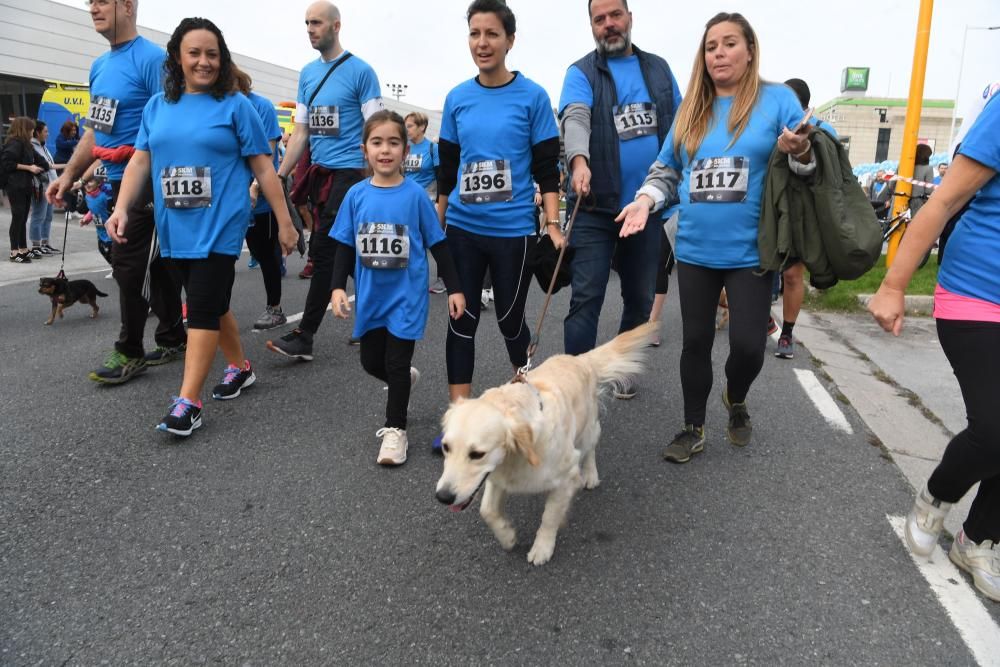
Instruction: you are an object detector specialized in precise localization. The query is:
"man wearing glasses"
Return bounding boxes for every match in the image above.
[47,0,186,385]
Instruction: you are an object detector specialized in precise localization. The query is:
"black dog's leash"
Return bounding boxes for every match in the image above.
[56,193,71,279]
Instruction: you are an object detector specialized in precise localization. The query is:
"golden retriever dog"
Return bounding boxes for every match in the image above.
[434,322,658,565]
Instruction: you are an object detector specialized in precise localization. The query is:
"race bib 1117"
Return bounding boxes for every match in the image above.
[689,156,749,203]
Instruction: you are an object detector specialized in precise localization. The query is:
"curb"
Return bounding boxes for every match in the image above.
[856,293,934,315]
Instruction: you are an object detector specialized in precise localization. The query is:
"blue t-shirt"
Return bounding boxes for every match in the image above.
[658,83,804,268]
[246,92,283,216]
[559,56,683,210]
[330,178,446,340]
[440,73,559,237]
[136,92,271,259]
[296,53,382,169]
[405,138,438,191]
[88,36,165,181]
[85,183,113,243]
[938,94,1000,306]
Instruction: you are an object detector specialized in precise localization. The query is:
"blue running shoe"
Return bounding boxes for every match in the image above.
[432,433,443,455]
[280,257,287,277]
[248,255,259,269]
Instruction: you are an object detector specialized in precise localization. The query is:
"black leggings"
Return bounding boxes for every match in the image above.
[655,228,675,296]
[246,211,282,307]
[677,261,773,426]
[929,319,1000,543]
[360,327,416,430]
[445,226,532,385]
[7,188,30,251]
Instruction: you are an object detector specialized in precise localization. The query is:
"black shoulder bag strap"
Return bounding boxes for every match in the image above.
[307,52,354,108]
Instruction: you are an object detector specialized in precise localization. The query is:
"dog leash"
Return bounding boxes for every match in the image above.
[56,193,71,280]
[513,195,583,382]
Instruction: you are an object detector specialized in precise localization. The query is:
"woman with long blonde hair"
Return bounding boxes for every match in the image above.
[617,12,814,462]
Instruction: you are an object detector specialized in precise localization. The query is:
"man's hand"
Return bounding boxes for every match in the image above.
[571,156,591,196]
[46,176,72,205]
[331,289,351,319]
[105,208,128,244]
[448,293,466,320]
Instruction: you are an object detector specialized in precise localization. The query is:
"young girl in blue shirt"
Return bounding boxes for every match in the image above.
[330,110,464,466]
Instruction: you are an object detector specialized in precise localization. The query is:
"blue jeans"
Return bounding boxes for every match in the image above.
[563,208,660,355]
[28,195,53,245]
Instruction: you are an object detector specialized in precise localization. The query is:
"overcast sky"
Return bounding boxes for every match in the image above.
[54,0,1000,113]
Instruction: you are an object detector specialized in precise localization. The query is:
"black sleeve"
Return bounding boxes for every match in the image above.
[437,138,460,197]
[429,240,461,295]
[329,240,355,291]
[531,136,561,195]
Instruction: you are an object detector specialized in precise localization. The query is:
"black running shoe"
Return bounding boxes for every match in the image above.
[266,328,314,361]
[722,389,752,447]
[144,343,187,366]
[212,361,256,400]
[157,396,202,436]
[89,350,147,384]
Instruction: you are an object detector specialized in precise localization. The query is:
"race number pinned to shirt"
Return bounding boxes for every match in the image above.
[87,96,119,134]
[309,105,340,136]
[357,222,409,269]
[161,167,212,209]
[93,164,108,181]
[689,156,750,203]
[459,159,513,204]
[403,153,423,173]
[613,102,657,141]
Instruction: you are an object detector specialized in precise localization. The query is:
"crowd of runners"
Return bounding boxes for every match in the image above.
[1,0,997,601]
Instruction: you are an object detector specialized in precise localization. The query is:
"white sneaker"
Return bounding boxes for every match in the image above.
[904,484,951,557]
[949,529,1000,602]
[480,288,492,310]
[410,366,420,389]
[376,427,408,466]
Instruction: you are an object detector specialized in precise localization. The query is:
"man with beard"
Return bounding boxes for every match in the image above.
[559,0,681,399]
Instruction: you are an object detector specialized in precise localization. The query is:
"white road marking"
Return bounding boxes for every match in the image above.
[283,295,354,326]
[887,515,1000,666]
[794,368,853,434]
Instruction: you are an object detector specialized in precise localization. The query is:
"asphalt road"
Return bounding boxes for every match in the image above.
[1,255,996,665]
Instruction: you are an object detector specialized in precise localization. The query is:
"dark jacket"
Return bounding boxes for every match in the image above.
[758,129,882,289]
[54,134,79,164]
[0,139,43,193]
[567,45,677,215]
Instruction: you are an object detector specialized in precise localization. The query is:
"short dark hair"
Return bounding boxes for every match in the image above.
[588,0,629,17]
[163,17,236,103]
[915,143,933,165]
[467,0,516,36]
[32,119,47,137]
[784,78,810,108]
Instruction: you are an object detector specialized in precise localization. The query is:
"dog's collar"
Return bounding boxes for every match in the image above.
[510,373,543,412]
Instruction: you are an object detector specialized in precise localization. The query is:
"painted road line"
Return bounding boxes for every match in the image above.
[887,515,1000,666]
[793,368,853,434]
[283,296,355,325]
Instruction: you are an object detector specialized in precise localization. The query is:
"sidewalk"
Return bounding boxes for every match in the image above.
[0,204,115,287]
[790,304,972,539]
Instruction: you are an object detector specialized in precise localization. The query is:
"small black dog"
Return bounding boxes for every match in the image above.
[38,277,108,325]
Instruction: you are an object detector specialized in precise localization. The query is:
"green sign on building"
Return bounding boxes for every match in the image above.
[841,67,870,93]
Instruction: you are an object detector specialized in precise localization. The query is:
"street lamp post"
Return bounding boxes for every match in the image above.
[387,82,408,102]
[949,24,1000,149]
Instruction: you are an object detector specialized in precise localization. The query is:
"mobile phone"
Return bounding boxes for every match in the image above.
[788,107,814,134]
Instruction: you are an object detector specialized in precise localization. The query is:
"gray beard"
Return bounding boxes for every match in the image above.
[596,33,631,57]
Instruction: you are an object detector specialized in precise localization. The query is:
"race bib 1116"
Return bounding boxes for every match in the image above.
[357,222,410,269]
